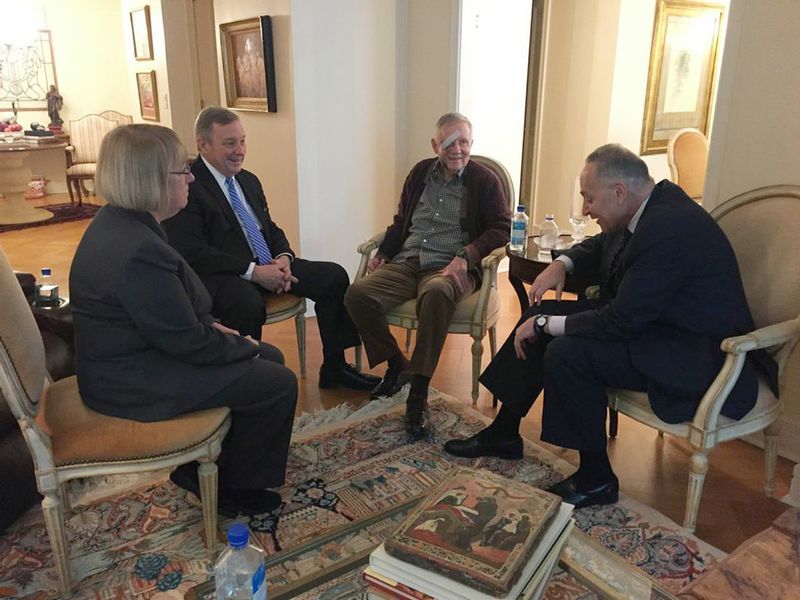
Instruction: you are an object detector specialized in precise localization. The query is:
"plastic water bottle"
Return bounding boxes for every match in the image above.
[509,205,529,253]
[214,523,267,600]
[538,214,560,251]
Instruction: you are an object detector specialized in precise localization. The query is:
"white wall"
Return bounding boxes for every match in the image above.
[291,0,459,276]
[459,0,532,208]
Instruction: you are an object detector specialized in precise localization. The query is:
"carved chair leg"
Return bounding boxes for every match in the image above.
[489,326,498,408]
[41,491,72,596]
[471,335,483,405]
[608,408,619,438]
[295,313,306,376]
[404,329,413,353]
[764,421,781,498]
[197,461,219,552]
[684,450,709,532]
[67,179,76,204]
[60,481,72,513]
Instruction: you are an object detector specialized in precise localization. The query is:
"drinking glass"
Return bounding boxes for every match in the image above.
[569,176,587,241]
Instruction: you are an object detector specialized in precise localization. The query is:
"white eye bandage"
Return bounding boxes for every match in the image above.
[441,130,461,150]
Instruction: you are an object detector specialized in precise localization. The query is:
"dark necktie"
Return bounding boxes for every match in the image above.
[605,229,633,298]
[225,177,272,265]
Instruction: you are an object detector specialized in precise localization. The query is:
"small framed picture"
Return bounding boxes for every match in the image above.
[130,5,154,61]
[219,16,278,112]
[136,71,159,121]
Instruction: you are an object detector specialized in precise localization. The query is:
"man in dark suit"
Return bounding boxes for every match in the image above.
[163,107,379,391]
[444,144,778,508]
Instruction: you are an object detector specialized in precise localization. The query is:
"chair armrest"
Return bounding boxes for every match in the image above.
[355,231,386,280]
[693,317,800,433]
[471,246,507,323]
[720,318,800,354]
[65,146,75,168]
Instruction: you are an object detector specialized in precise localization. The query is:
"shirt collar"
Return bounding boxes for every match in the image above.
[201,155,234,190]
[627,192,651,234]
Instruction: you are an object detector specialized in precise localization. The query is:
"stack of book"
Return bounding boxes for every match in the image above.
[364,467,574,600]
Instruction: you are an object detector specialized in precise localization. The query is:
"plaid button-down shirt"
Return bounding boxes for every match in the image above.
[393,162,468,270]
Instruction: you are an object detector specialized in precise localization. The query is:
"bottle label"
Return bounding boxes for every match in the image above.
[252,563,267,600]
[511,221,526,231]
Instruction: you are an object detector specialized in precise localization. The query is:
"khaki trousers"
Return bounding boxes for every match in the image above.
[344,259,476,377]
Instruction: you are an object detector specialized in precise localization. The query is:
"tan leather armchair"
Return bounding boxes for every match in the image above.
[607,185,800,532]
[667,128,709,204]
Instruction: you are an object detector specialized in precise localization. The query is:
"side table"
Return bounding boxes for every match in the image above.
[506,235,595,315]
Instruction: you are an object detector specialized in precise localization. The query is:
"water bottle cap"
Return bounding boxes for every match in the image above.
[516,205,525,212]
[545,214,554,220]
[227,522,250,548]
[41,267,52,277]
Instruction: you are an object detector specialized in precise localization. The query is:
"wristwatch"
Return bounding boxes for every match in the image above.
[455,248,470,263]
[533,314,549,336]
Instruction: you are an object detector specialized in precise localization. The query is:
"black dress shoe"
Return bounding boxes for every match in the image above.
[404,394,430,440]
[170,464,282,517]
[443,431,523,459]
[546,474,619,508]
[319,363,382,391]
[370,367,411,400]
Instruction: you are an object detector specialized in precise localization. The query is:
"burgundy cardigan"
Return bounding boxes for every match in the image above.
[377,158,511,268]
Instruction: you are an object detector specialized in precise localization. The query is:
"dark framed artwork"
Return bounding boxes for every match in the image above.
[136,71,159,121]
[640,0,724,154]
[219,16,277,112]
[130,5,154,61]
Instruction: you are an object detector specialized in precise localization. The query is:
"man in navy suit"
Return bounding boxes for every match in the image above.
[444,144,777,508]
[163,107,379,391]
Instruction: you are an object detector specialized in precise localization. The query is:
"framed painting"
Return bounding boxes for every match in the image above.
[136,71,159,121]
[130,5,154,60]
[219,16,277,112]
[640,1,724,155]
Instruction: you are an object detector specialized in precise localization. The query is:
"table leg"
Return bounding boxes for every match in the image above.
[508,271,530,316]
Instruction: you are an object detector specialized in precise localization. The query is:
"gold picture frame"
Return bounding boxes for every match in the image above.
[640,0,724,155]
[136,71,159,121]
[219,16,278,112]
[130,5,154,61]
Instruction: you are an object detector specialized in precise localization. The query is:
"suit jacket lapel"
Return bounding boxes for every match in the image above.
[192,158,251,248]
[236,175,272,235]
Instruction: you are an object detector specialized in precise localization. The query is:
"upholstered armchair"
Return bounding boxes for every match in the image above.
[353,155,514,404]
[607,185,800,532]
[65,112,133,205]
[0,248,230,595]
[667,128,709,204]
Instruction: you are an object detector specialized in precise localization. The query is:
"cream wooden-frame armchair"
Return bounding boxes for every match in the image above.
[607,185,800,532]
[0,247,230,596]
[353,155,514,403]
[264,293,307,375]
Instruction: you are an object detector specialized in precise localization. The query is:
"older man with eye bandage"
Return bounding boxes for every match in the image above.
[345,113,511,438]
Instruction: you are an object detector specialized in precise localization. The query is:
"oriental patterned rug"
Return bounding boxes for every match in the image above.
[0,202,101,234]
[0,391,724,599]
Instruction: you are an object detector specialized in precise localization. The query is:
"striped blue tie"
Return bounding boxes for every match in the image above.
[225,177,272,265]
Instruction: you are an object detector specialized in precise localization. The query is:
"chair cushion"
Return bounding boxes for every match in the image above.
[264,293,304,314]
[610,375,780,439]
[37,376,229,466]
[66,164,97,176]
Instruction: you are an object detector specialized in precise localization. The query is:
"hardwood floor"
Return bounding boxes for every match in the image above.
[0,193,792,554]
